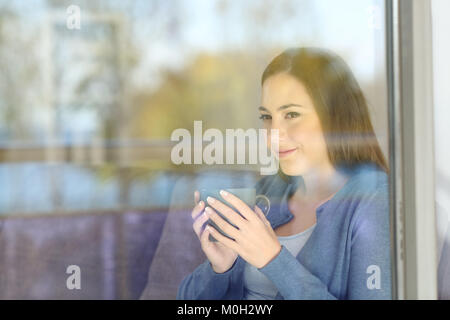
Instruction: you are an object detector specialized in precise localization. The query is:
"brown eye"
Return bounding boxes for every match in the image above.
[286,112,300,119]
[259,114,272,120]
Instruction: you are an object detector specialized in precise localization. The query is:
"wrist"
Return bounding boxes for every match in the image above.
[211,265,225,274]
[262,244,282,268]
[211,263,232,274]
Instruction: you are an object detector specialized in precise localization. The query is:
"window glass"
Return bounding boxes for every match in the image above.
[0,0,392,299]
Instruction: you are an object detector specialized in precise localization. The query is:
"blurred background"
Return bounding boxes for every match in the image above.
[0,0,446,300]
[0,0,388,216]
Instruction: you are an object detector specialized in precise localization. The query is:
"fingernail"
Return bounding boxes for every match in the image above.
[198,201,204,207]
[220,190,228,197]
[207,196,215,204]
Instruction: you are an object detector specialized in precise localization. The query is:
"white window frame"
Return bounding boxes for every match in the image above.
[386,0,438,300]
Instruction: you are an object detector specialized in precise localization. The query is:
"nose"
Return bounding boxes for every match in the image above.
[265,124,286,154]
[270,119,288,143]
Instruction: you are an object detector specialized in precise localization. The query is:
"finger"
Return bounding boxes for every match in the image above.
[191,200,205,220]
[193,210,209,239]
[206,196,247,229]
[205,224,239,252]
[218,190,256,222]
[254,205,271,227]
[199,222,211,248]
[194,190,200,205]
[205,207,241,241]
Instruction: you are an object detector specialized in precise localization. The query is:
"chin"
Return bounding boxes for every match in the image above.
[279,160,308,177]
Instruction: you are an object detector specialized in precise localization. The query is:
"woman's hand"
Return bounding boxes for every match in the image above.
[191,191,238,274]
[204,190,282,269]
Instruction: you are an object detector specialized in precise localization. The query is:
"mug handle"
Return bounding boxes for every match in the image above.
[255,194,271,217]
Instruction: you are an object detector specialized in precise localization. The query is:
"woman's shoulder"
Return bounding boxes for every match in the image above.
[341,163,390,227]
[342,163,388,198]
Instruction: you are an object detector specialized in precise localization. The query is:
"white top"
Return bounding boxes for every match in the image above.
[242,224,317,300]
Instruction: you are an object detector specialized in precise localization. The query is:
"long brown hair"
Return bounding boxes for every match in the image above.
[261,47,389,175]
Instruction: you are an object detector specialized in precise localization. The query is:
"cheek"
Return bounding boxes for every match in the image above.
[287,122,308,147]
[305,131,329,161]
[289,121,326,153]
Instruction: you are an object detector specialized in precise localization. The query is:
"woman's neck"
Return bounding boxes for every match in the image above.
[294,164,349,208]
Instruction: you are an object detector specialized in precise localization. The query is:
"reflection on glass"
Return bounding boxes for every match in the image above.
[0,0,391,299]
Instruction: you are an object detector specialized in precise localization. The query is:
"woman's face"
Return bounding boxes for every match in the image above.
[260,72,331,176]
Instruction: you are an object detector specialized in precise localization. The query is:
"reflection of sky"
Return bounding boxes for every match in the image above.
[138,0,384,86]
[0,0,384,136]
[0,0,384,79]
[176,0,381,61]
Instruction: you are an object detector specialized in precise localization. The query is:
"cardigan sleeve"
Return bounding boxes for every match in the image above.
[258,183,392,300]
[176,257,239,300]
[258,245,339,299]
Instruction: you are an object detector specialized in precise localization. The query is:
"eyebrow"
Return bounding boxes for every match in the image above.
[258,104,304,112]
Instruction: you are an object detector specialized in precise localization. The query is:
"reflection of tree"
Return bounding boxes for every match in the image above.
[248,0,318,45]
[0,0,184,143]
[0,0,320,143]
[215,0,319,49]
[0,9,41,140]
[0,0,391,216]
[51,19,125,140]
[129,52,265,139]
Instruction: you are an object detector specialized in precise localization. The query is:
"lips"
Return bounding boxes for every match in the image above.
[278,147,297,158]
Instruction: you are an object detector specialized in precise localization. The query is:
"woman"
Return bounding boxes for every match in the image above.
[176,47,391,300]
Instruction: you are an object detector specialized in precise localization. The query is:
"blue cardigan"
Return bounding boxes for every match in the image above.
[176,163,392,300]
